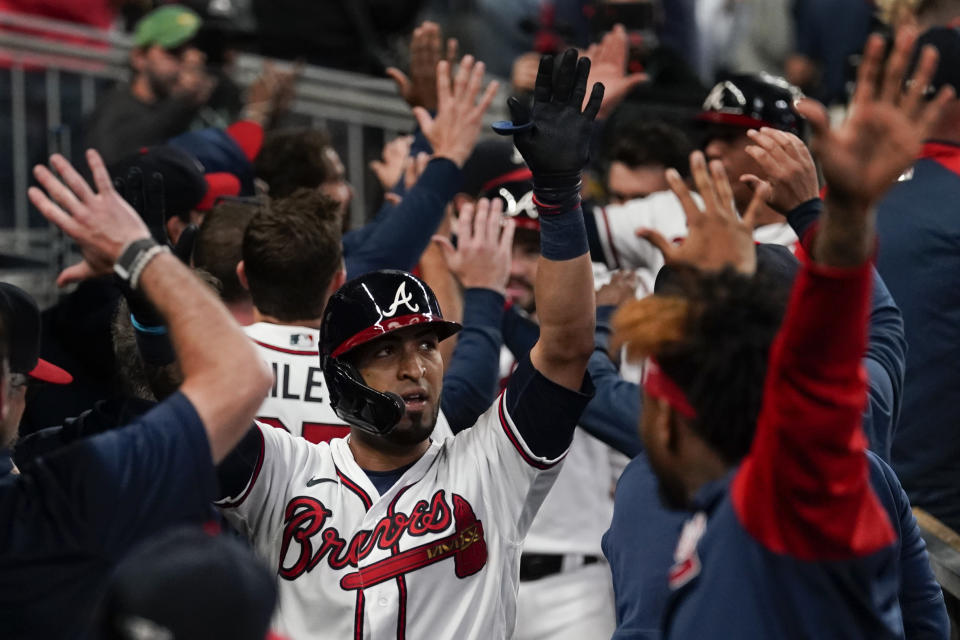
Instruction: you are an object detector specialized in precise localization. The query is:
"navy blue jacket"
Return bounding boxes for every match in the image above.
[877,143,960,532]
[0,393,216,638]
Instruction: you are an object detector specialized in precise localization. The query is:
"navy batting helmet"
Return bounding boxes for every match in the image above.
[697,73,805,137]
[320,270,461,436]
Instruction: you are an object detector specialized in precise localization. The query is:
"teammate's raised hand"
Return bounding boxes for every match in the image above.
[638,151,768,275]
[742,127,819,214]
[432,198,515,295]
[28,150,151,287]
[495,49,604,184]
[797,28,952,213]
[388,21,458,111]
[584,25,647,120]
[413,56,499,168]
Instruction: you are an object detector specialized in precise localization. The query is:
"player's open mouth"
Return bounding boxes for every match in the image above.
[401,392,428,411]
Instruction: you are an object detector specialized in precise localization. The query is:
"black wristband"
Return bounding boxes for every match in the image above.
[114,238,169,290]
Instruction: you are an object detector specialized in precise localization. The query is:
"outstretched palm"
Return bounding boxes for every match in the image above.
[797,29,953,210]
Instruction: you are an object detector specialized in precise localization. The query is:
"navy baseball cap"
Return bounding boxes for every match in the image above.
[908,27,960,98]
[0,283,72,384]
[99,526,277,640]
[696,73,805,137]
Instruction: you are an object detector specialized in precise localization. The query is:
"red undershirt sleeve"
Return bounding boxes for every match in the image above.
[731,250,896,560]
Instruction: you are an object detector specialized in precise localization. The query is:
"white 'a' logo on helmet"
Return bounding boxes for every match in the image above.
[382,281,421,317]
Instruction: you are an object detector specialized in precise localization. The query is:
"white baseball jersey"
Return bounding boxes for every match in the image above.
[218,387,567,639]
[590,191,798,273]
[245,322,350,444]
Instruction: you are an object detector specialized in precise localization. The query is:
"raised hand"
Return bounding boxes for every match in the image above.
[388,21,459,111]
[28,150,151,287]
[596,270,639,308]
[797,28,952,212]
[742,127,820,214]
[413,56,499,168]
[638,151,768,275]
[370,135,415,190]
[796,27,953,266]
[432,198,515,295]
[496,49,604,188]
[584,24,647,120]
[244,60,300,125]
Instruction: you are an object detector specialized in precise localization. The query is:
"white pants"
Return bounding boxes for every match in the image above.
[512,561,616,640]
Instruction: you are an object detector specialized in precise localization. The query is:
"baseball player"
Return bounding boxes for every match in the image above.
[236,190,352,444]
[585,74,805,276]
[610,28,952,638]
[215,49,603,639]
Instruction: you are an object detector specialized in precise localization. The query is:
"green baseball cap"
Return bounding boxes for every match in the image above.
[133,5,202,50]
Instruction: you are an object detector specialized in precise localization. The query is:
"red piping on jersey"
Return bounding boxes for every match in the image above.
[219,427,265,508]
[253,340,318,356]
[353,591,365,640]
[497,392,564,470]
[337,467,373,511]
[731,252,896,560]
[388,485,414,640]
[331,313,448,357]
[598,206,621,269]
[919,141,960,178]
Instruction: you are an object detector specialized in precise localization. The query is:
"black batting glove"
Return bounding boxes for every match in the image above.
[493,49,604,211]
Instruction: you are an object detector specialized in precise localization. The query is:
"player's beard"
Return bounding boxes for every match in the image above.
[385,401,440,447]
[646,450,690,511]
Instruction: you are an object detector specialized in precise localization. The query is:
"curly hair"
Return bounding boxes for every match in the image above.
[612,266,791,465]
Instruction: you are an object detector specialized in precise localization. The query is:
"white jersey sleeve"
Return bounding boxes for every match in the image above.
[591,191,692,272]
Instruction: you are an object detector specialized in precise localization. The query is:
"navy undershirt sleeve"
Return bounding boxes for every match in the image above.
[32,391,216,559]
[503,353,594,460]
[342,158,462,277]
[441,288,506,433]
[216,424,263,501]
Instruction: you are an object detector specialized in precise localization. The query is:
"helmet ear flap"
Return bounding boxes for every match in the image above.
[321,355,405,436]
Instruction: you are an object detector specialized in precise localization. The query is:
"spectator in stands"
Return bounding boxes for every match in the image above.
[601,121,693,205]
[84,5,215,164]
[254,128,353,227]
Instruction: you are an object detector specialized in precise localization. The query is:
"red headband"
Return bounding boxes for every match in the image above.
[643,358,697,419]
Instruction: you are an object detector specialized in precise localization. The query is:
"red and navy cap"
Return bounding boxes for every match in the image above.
[320,270,461,360]
[461,140,539,231]
[0,283,72,384]
[696,73,805,137]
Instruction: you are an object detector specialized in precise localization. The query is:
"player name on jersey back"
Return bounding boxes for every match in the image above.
[244,322,350,444]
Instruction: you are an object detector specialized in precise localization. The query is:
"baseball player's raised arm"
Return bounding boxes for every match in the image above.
[494,49,601,392]
[28,150,273,463]
[731,29,953,557]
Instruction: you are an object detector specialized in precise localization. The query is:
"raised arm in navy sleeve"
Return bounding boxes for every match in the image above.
[342,158,462,277]
[579,305,643,457]
[862,271,906,461]
[441,288,506,433]
[786,198,906,460]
